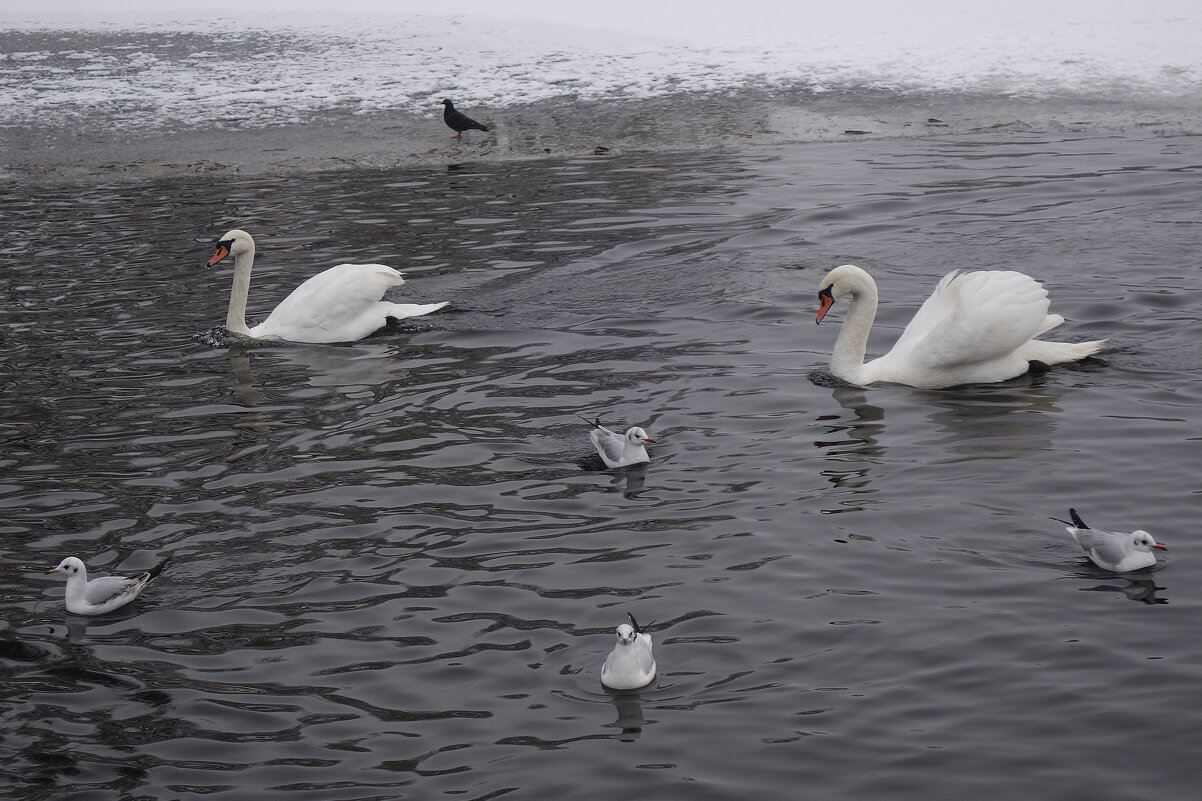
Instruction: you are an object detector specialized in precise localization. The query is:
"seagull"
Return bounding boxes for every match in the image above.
[580,416,655,468]
[1054,508,1166,572]
[46,556,169,615]
[442,99,489,141]
[601,612,656,690]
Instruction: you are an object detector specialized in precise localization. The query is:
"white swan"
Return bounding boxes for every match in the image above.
[815,264,1106,388]
[206,229,448,344]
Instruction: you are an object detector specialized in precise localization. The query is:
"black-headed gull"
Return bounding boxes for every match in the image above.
[581,416,655,468]
[1055,508,1166,572]
[601,612,656,690]
[46,556,169,615]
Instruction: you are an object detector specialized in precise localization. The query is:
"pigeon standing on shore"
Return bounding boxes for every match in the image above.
[442,99,489,140]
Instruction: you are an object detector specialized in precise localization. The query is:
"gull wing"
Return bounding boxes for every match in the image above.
[1071,528,1129,567]
[634,635,656,675]
[83,575,143,606]
[589,427,626,466]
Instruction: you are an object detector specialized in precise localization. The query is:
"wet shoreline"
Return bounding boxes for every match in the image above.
[6,89,1201,184]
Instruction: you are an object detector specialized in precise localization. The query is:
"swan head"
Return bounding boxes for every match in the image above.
[207,229,255,267]
[615,623,636,646]
[816,264,872,324]
[47,556,85,576]
[1131,530,1166,552]
[625,427,655,446]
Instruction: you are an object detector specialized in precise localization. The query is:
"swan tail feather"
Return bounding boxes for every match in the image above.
[386,301,449,320]
[1033,313,1065,337]
[1020,337,1106,365]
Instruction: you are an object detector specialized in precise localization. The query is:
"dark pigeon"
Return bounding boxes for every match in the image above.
[442,98,489,141]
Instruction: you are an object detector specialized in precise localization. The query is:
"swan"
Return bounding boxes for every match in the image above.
[206,229,448,344]
[601,613,656,690]
[815,264,1106,388]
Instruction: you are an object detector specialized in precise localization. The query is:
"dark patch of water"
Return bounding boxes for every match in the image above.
[2,133,1200,800]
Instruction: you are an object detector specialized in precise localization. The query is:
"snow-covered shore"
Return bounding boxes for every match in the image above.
[4,1,1200,180]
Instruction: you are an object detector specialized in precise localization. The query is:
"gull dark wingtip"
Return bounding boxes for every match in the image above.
[1068,508,1088,529]
[145,555,172,581]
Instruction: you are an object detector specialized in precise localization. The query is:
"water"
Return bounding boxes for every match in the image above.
[2,131,1201,800]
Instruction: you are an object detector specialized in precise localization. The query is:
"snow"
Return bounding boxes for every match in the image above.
[3,1,1201,132]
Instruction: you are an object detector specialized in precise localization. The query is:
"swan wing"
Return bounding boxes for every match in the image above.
[905,271,1051,369]
[252,263,405,343]
[888,270,963,356]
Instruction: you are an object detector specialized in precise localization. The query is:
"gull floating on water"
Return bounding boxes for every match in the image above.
[601,612,657,690]
[581,416,655,468]
[1055,508,1166,572]
[46,556,169,615]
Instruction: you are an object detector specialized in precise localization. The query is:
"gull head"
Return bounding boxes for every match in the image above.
[47,556,85,576]
[625,427,655,446]
[1132,530,1166,552]
[616,623,636,646]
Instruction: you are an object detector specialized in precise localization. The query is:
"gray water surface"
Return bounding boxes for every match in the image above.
[2,132,1200,800]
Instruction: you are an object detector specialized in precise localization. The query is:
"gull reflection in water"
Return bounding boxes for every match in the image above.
[607,463,649,499]
[603,690,647,742]
[1079,577,1169,605]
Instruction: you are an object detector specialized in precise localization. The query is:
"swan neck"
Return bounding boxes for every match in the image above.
[830,281,878,382]
[226,247,254,336]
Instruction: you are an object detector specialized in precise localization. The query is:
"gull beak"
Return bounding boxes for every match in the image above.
[206,242,231,267]
[46,567,60,574]
[1153,544,1167,550]
[816,292,835,324]
[643,438,656,443]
